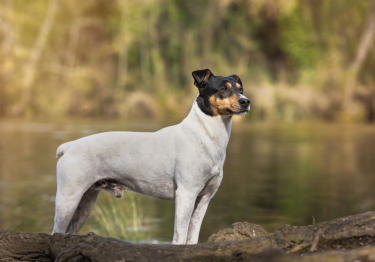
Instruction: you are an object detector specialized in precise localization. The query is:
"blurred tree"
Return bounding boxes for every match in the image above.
[13,0,58,116]
[1,0,375,121]
[345,0,375,121]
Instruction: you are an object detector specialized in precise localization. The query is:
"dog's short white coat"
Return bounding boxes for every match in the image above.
[52,98,249,244]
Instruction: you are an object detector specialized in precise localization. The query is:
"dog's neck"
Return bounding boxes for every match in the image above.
[183,98,232,151]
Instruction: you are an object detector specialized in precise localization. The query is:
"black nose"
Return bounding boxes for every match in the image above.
[239,98,250,107]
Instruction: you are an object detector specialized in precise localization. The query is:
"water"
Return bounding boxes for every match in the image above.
[1,119,375,243]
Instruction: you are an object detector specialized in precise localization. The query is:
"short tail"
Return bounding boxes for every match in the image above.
[56,142,70,157]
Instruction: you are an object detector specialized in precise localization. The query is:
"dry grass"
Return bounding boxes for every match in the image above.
[83,191,151,242]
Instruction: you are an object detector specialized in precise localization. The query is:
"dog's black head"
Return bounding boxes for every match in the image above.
[192,69,250,117]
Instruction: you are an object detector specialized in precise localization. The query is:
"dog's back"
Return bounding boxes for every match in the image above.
[55,128,184,200]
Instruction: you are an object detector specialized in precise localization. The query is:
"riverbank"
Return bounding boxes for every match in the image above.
[2,211,375,261]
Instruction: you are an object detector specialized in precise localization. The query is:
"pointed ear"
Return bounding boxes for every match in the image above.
[192,69,213,89]
[229,74,242,86]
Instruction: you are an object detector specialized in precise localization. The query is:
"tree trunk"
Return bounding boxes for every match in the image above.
[343,0,375,118]
[65,17,81,116]
[12,0,58,116]
[2,211,375,261]
[0,0,14,116]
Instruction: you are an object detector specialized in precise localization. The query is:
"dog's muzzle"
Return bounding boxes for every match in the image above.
[238,97,251,115]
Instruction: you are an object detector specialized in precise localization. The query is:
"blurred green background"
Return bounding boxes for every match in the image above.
[1,0,375,121]
[2,0,375,244]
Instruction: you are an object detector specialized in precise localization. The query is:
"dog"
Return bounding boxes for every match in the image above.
[52,69,250,245]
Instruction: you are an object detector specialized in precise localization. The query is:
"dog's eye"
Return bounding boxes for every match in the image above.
[222,87,229,92]
[240,88,243,94]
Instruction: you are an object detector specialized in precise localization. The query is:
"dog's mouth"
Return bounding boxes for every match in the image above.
[224,105,250,116]
[237,110,249,116]
[229,107,250,116]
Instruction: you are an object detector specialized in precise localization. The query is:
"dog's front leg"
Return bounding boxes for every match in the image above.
[186,194,212,244]
[186,175,222,244]
[172,187,198,245]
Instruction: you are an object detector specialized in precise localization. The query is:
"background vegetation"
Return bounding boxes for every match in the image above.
[83,191,151,242]
[1,0,375,121]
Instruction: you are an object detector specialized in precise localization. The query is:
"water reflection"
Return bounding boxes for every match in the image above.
[1,120,375,243]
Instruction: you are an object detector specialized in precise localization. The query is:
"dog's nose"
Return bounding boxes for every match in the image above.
[239,98,250,107]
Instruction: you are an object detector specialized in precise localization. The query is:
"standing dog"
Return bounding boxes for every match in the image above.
[52,69,250,245]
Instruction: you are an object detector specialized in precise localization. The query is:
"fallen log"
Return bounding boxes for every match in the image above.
[1,211,375,261]
[207,221,270,242]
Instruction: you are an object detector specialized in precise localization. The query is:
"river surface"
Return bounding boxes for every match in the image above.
[1,119,375,243]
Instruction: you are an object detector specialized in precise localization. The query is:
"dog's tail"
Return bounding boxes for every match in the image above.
[56,142,70,157]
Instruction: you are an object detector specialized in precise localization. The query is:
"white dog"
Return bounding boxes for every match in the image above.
[52,69,250,245]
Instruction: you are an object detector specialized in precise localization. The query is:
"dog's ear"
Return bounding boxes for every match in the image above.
[192,69,213,89]
[229,74,242,86]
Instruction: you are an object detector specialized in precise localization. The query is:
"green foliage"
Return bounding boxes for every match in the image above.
[278,6,319,69]
[312,216,316,225]
[1,0,375,120]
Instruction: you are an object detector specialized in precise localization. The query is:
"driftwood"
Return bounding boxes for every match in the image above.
[207,221,271,242]
[2,212,375,261]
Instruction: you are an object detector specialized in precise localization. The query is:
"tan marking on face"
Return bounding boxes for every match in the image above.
[236,83,241,88]
[225,82,232,88]
[209,94,241,116]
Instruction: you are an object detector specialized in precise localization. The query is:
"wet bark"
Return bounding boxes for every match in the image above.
[1,211,375,261]
[207,222,270,242]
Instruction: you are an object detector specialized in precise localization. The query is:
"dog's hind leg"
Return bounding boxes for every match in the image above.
[65,186,101,235]
[52,162,96,235]
[52,186,88,235]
